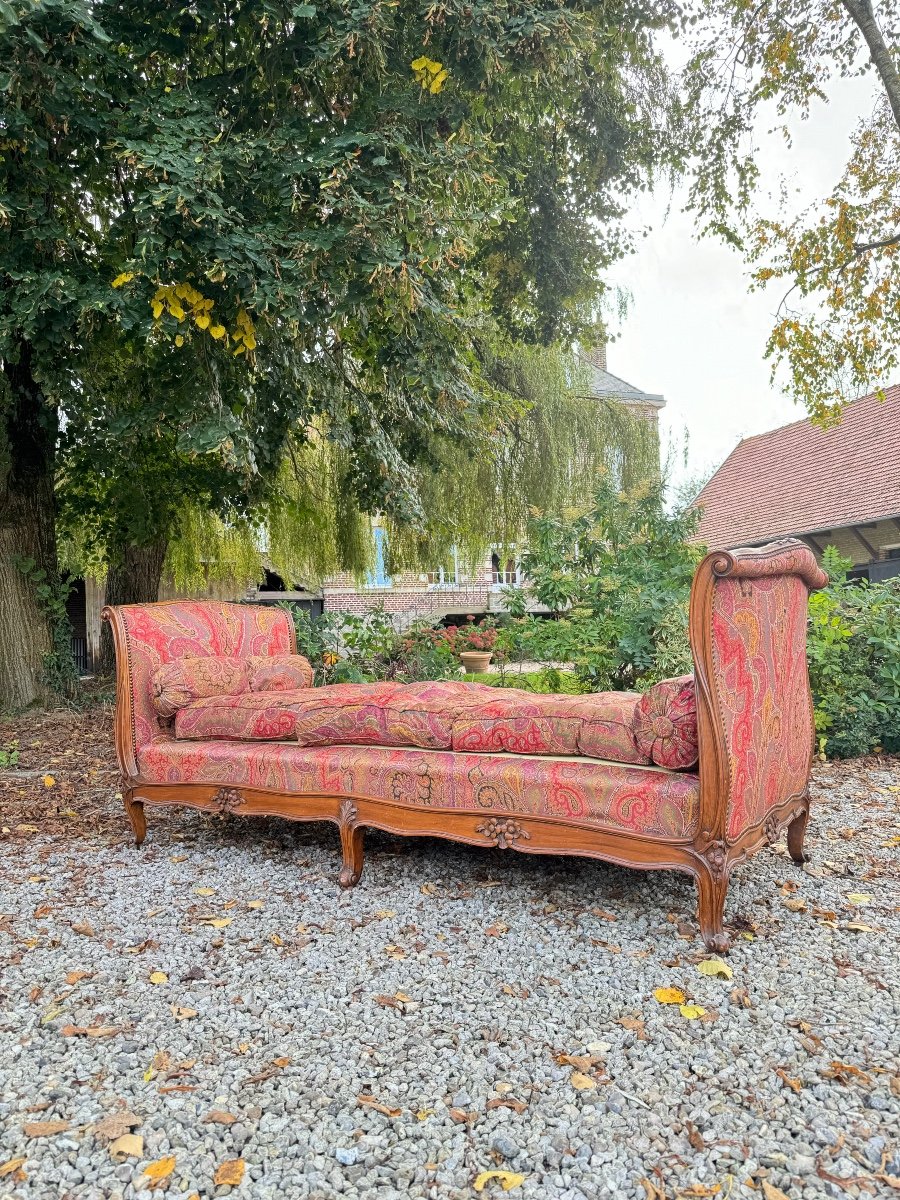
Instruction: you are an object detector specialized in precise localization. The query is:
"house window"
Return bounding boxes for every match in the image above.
[491,552,520,587]
[888,547,900,560]
[427,547,459,588]
[366,527,392,588]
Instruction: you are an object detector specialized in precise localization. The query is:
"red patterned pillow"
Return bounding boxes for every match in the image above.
[247,655,314,692]
[633,675,698,770]
[151,656,251,718]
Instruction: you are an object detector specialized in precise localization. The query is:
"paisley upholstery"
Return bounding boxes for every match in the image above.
[711,573,814,840]
[152,656,251,718]
[248,655,314,693]
[137,739,700,840]
[173,679,655,768]
[633,676,698,770]
[116,601,295,757]
[451,690,648,764]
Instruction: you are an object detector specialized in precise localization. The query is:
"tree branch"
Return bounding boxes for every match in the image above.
[841,0,900,132]
[852,231,900,255]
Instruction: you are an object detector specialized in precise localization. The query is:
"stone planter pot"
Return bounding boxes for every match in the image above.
[460,651,493,674]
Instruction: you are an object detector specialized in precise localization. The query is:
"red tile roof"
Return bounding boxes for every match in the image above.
[691,385,900,548]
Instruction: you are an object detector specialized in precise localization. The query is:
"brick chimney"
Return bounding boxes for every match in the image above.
[582,342,607,371]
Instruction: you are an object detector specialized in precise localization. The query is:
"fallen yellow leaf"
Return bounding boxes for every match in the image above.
[143,1155,176,1182]
[762,1183,791,1200]
[193,887,216,896]
[679,1004,706,1020]
[171,1006,198,1020]
[570,1071,597,1090]
[247,900,264,909]
[23,1120,69,1137]
[847,893,872,905]
[697,958,733,980]
[653,986,686,1005]
[109,1134,144,1159]
[201,918,232,929]
[42,775,55,788]
[374,909,396,919]
[0,1158,26,1178]
[474,1170,526,1192]
[213,1159,245,1186]
[149,971,168,985]
[269,933,283,946]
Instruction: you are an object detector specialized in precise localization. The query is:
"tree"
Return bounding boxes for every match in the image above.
[2,0,678,707]
[683,0,900,420]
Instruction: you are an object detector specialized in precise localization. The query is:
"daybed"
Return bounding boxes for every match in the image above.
[102,539,828,951]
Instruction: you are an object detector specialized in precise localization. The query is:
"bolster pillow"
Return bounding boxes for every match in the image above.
[151,653,313,717]
[632,675,698,770]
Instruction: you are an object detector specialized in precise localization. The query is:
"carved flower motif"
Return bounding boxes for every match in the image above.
[476,817,530,850]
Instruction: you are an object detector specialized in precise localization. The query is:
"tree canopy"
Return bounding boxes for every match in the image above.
[683,0,900,420]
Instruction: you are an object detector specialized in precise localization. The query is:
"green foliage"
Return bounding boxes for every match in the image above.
[0,739,19,767]
[683,0,900,418]
[284,604,458,687]
[807,547,900,759]
[514,479,701,691]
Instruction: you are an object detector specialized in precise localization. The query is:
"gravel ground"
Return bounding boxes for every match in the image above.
[1,710,898,1200]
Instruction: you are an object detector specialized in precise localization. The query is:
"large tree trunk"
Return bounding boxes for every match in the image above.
[0,342,63,709]
[97,540,168,675]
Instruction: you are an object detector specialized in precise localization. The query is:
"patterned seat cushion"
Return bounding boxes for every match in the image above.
[138,739,700,840]
[152,654,313,718]
[451,690,649,765]
[175,680,501,747]
[633,676,698,769]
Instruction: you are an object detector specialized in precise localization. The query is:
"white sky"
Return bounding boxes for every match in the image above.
[604,69,880,490]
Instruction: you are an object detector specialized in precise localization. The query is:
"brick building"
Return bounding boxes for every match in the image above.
[691,385,900,581]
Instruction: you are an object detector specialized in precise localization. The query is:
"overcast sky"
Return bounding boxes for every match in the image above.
[604,67,879,491]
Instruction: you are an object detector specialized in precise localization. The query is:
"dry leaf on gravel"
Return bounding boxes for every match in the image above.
[247,900,264,909]
[70,922,95,937]
[697,958,733,980]
[474,1171,526,1192]
[679,1004,705,1020]
[109,1134,143,1159]
[193,887,216,896]
[171,1006,198,1020]
[22,1120,69,1137]
[570,1071,597,1090]
[149,971,168,984]
[641,1179,667,1200]
[619,1016,648,1039]
[357,1094,402,1117]
[486,1098,528,1113]
[448,1108,474,1123]
[64,970,92,985]
[213,1159,245,1186]
[60,1025,120,1038]
[676,1185,720,1198]
[653,987,686,1005]
[243,1056,290,1085]
[94,1112,140,1141]
[143,1155,176,1183]
[0,1158,26,1178]
[200,918,232,929]
[204,1111,237,1125]
[761,1184,791,1200]
[775,1068,803,1093]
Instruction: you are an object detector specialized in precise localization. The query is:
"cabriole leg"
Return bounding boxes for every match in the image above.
[339,822,365,888]
[787,800,811,864]
[695,865,731,954]
[124,792,147,848]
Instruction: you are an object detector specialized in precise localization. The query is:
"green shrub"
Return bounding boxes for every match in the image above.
[808,548,900,759]
[514,478,701,692]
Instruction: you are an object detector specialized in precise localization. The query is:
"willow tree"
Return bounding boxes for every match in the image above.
[2,0,678,707]
[683,0,900,419]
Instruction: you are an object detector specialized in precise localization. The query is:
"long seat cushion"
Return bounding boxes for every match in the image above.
[138,739,700,840]
[173,679,653,766]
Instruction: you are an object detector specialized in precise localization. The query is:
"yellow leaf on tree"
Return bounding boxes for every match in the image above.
[174,335,184,347]
[213,1159,245,1186]
[111,272,135,288]
[195,313,210,330]
[209,324,226,339]
[679,1004,706,1020]
[143,1155,176,1182]
[697,958,733,980]
[429,69,449,93]
[653,986,686,1005]
[473,1170,526,1192]
[149,971,168,984]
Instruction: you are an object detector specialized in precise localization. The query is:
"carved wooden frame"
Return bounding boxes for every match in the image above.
[102,546,824,954]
